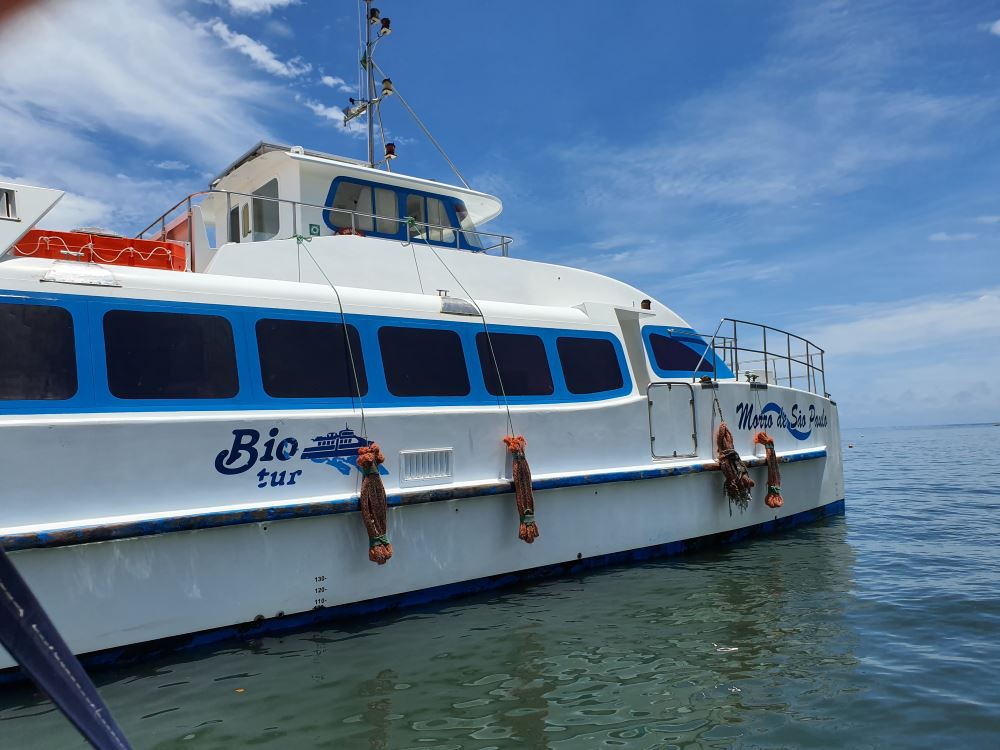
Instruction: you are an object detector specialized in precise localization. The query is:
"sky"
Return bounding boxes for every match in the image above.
[1,0,999,428]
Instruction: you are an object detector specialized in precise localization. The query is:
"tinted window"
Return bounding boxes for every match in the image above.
[0,303,77,400]
[256,319,367,398]
[329,181,374,232]
[476,332,553,396]
[556,336,624,394]
[228,205,240,243]
[427,197,455,243]
[252,178,279,241]
[379,326,469,397]
[374,187,399,235]
[649,333,714,372]
[406,195,427,239]
[104,310,238,399]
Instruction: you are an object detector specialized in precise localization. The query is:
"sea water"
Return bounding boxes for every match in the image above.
[1,424,997,748]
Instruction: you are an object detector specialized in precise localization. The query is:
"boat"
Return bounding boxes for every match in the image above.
[0,2,843,675]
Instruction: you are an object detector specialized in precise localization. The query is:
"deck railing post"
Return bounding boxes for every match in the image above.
[186,196,194,272]
[762,327,769,384]
[806,341,813,393]
[732,320,740,377]
[821,351,827,396]
[786,332,793,387]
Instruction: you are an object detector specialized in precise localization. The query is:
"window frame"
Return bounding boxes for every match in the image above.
[555,334,629,395]
[641,326,734,379]
[254,316,368,400]
[377,323,472,398]
[475,331,554,397]
[0,298,81,404]
[93,301,242,407]
[322,177,479,250]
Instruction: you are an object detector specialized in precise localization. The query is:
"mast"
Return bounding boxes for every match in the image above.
[364,0,376,167]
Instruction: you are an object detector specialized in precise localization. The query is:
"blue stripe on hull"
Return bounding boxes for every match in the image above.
[0,498,845,684]
[0,448,827,552]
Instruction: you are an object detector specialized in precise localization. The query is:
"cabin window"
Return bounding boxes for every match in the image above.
[256,319,367,398]
[329,181,375,232]
[454,200,481,249]
[427,197,455,243]
[0,188,16,221]
[374,187,398,234]
[476,332,553,396]
[378,326,470,397]
[252,178,280,240]
[556,336,625,394]
[648,333,714,373]
[228,205,240,244]
[0,303,77,400]
[406,194,426,238]
[103,310,238,399]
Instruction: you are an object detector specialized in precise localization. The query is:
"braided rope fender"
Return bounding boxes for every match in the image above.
[357,443,392,564]
[503,435,539,543]
[753,432,784,508]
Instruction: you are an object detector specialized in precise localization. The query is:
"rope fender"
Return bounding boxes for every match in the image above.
[715,423,754,510]
[753,431,784,508]
[357,443,393,564]
[503,435,539,543]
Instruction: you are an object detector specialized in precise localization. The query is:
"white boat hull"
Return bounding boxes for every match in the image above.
[0,385,842,672]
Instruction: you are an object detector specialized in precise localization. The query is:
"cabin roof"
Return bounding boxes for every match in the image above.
[211,141,504,226]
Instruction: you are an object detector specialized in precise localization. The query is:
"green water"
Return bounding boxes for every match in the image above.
[1,424,998,748]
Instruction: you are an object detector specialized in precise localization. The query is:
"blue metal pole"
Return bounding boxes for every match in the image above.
[0,546,132,750]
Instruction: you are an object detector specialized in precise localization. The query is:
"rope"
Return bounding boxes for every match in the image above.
[371,61,470,188]
[421,238,514,437]
[753,432,784,508]
[716,423,754,512]
[297,239,369,442]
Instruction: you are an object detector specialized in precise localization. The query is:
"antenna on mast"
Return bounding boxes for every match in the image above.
[343,0,468,186]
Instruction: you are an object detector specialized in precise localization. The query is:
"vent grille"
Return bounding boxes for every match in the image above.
[400,448,453,483]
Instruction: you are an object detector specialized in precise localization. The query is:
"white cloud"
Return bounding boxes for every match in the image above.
[304,99,367,138]
[987,19,1000,37]
[205,18,310,78]
[154,161,190,171]
[321,75,355,93]
[805,289,1000,356]
[975,215,1000,224]
[223,0,298,15]
[0,0,273,231]
[928,231,977,242]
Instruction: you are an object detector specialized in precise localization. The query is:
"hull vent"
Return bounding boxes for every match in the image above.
[400,448,454,484]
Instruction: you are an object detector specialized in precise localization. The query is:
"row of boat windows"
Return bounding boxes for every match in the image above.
[0,302,625,402]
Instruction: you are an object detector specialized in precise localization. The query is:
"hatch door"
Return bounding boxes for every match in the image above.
[647,382,697,459]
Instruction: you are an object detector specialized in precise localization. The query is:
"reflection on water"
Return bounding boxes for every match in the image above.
[1,425,998,749]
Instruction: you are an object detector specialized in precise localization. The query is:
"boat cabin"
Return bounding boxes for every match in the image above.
[204,142,503,253]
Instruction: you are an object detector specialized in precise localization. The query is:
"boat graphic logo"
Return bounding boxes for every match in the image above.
[302,427,389,477]
[300,428,372,460]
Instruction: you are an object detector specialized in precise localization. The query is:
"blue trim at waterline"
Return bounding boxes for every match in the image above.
[0,448,827,552]
[0,498,845,683]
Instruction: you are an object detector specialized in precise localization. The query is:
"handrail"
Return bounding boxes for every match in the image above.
[136,189,512,257]
[692,318,827,397]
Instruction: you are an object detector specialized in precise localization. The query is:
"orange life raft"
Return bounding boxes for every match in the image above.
[11,229,187,272]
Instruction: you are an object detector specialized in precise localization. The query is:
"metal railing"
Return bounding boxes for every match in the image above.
[136,190,513,265]
[693,318,827,396]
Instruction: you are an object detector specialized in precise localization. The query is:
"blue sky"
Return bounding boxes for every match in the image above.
[2,0,999,427]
